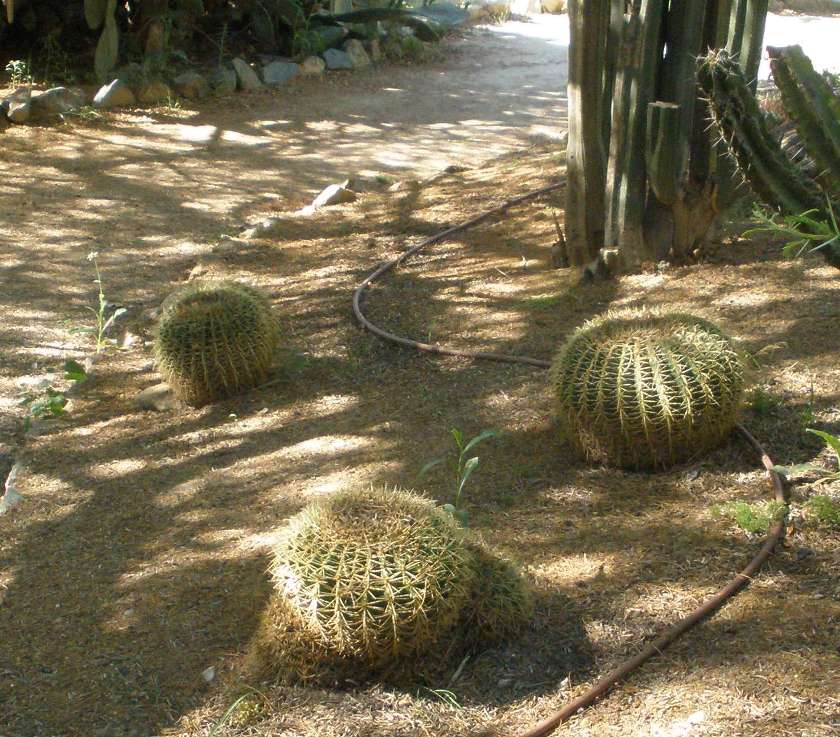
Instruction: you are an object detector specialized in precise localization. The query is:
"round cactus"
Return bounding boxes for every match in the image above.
[156,280,278,406]
[550,308,744,469]
[271,487,475,664]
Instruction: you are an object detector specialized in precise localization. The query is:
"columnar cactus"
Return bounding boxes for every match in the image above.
[551,309,744,470]
[698,47,840,269]
[156,280,278,406]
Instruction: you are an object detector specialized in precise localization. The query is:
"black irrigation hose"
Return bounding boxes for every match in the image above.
[352,183,792,737]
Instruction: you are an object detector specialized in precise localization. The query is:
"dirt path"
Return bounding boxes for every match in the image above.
[0,17,570,425]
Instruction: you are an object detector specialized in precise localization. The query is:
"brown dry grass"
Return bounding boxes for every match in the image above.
[1,73,839,737]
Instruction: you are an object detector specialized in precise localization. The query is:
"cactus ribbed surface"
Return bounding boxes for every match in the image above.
[156,280,278,406]
[271,487,475,664]
[699,48,840,269]
[768,45,840,198]
[551,309,744,470]
[698,49,825,217]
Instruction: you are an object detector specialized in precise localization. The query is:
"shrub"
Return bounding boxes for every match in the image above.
[156,280,278,406]
[550,308,744,469]
[806,495,840,529]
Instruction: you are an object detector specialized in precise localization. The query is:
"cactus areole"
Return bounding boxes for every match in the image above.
[551,309,744,470]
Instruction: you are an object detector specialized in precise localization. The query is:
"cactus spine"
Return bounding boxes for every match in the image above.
[156,281,278,406]
[551,309,744,470]
[699,47,840,269]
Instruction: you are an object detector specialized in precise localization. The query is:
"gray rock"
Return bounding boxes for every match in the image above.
[136,383,177,412]
[209,66,237,96]
[137,80,172,105]
[172,71,208,100]
[4,88,32,124]
[343,39,371,68]
[300,55,326,76]
[232,58,263,91]
[93,79,136,110]
[367,38,382,62]
[323,48,353,71]
[262,61,300,86]
[0,462,24,516]
[29,87,85,120]
[311,183,357,208]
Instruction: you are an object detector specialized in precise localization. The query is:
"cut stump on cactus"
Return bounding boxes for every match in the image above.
[550,308,745,470]
[155,280,279,407]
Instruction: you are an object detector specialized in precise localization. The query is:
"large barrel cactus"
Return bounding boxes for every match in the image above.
[270,487,475,664]
[250,487,532,685]
[156,280,278,406]
[551,309,744,470]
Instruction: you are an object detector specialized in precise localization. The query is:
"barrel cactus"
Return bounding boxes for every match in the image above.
[270,486,475,665]
[551,309,744,470]
[156,280,278,406]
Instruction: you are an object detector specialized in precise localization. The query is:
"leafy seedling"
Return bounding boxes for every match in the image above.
[419,428,500,526]
[773,428,840,486]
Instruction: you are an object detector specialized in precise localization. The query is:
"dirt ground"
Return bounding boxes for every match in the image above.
[2,17,840,737]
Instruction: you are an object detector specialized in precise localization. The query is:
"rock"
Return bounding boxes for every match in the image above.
[262,61,300,86]
[201,666,216,684]
[343,39,371,68]
[0,462,24,516]
[367,38,382,62]
[137,80,172,105]
[172,71,208,100]
[29,87,85,120]
[323,48,353,71]
[232,58,264,91]
[300,55,326,75]
[541,0,566,11]
[93,79,136,110]
[209,66,237,96]
[136,383,177,412]
[314,25,347,50]
[7,99,31,124]
[311,183,357,208]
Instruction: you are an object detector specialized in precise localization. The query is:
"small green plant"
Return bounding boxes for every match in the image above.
[749,387,783,415]
[712,500,786,535]
[420,428,499,526]
[71,251,126,353]
[5,59,32,86]
[805,495,840,528]
[18,360,87,427]
[744,203,840,263]
[773,428,840,486]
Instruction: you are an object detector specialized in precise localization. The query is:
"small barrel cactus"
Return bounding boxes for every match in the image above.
[271,487,475,664]
[551,309,744,469]
[156,280,278,406]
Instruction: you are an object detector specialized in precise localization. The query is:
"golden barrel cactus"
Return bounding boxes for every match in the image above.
[156,280,278,406]
[550,309,744,469]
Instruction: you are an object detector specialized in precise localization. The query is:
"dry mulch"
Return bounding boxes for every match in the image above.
[1,144,839,737]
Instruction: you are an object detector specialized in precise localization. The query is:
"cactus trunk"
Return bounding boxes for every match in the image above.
[564,0,769,274]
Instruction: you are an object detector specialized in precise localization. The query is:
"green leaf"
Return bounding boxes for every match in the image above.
[69,327,95,335]
[806,428,840,462]
[462,428,500,455]
[772,462,823,478]
[64,359,87,382]
[457,456,479,497]
[453,508,469,527]
[451,428,463,448]
[418,457,445,477]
